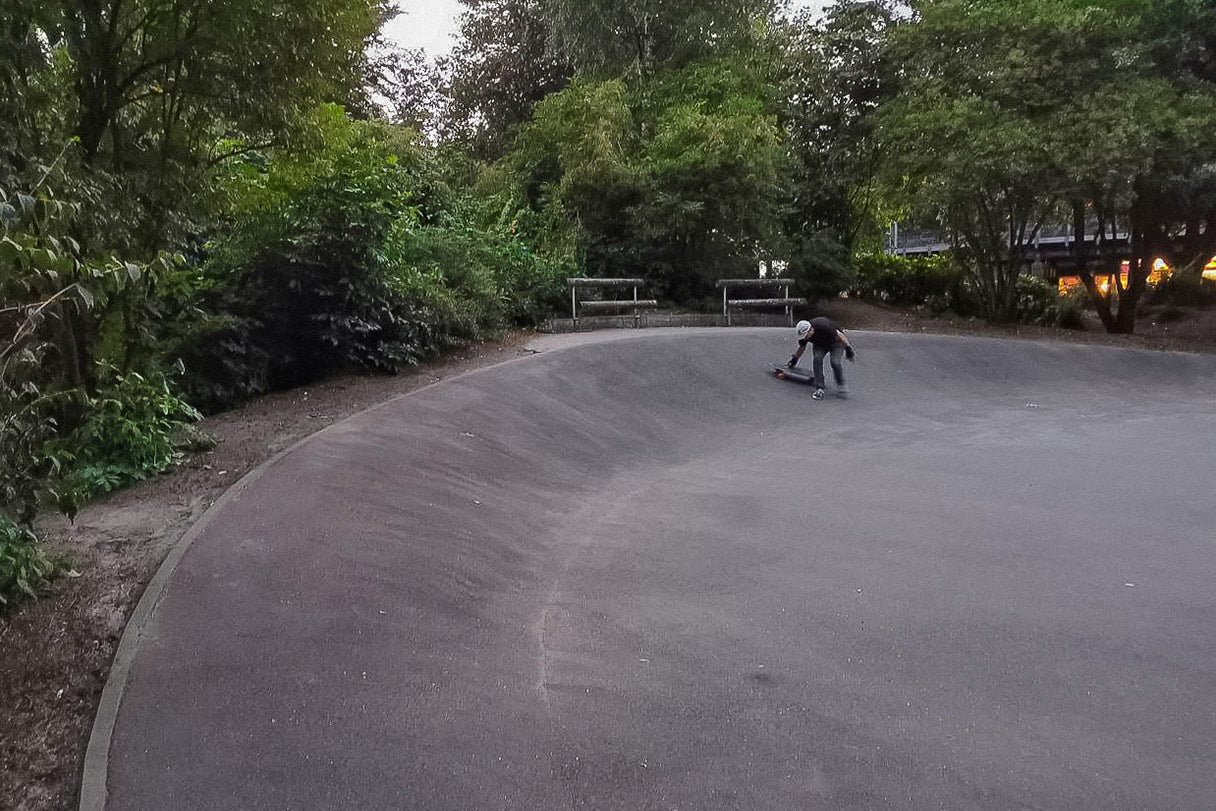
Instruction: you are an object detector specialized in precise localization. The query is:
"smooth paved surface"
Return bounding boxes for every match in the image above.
[98,329,1216,809]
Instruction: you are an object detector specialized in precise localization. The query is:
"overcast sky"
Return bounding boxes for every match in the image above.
[384,0,834,56]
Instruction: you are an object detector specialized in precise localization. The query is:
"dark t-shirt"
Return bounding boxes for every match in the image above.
[797,316,841,350]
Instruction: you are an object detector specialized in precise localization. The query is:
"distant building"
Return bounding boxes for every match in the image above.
[884,223,1216,293]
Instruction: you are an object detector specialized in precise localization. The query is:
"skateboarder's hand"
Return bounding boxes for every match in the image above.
[845,347,856,362]
[787,355,799,368]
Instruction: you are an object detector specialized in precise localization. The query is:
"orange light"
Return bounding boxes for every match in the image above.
[1148,257,1171,286]
[1058,275,1082,295]
[1204,255,1216,282]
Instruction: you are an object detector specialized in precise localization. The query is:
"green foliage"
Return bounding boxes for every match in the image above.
[1053,290,1089,330]
[0,363,67,526]
[515,79,643,216]
[183,130,429,408]
[1149,271,1216,308]
[440,0,572,159]
[3,0,388,257]
[1014,276,1090,329]
[880,0,1216,329]
[512,61,788,299]
[784,234,853,301]
[388,218,571,335]
[0,513,61,610]
[1014,274,1060,325]
[183,109,575,411]
[776,1,900,262]
[850,253,964,309]
[54,366,202,501]
[1,160,176,524]
[539,0,778,77]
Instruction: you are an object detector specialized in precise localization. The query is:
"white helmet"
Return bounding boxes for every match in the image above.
[795,320,812,338]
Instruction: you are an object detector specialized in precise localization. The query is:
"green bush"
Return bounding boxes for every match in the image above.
[1014,274,1058,324]
[2,167,179,524]
[54,365,201,500]
[850,253,964,307]
[784,233,853,301]
[1149,272,1216,307]
[184,113,574,411]
[387,217,572,335]
[1015,275,1087,328]
[0,513,61,610]
[182,138,435,409]
[1053,290,1088,330]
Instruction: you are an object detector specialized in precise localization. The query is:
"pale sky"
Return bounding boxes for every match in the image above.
[384,1,463,56]
[385,0,834,56]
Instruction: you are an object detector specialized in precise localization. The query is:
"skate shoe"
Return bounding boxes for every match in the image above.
[836,385,849,399]
[812,388,825,400]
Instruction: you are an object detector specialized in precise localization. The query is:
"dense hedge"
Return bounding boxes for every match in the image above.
[177,123,572,412]
[850,253,964,308]
[1,111,576,607]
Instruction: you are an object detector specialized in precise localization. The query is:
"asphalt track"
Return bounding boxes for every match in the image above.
[87,328,1216,810]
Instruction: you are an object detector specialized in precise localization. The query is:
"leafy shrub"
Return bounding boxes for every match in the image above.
[851,253,964,307]
[1014,274,1058,324]
[0,513,61,610]
[1149,272,1216,307]
[182,138,435,409]
[1052,290,1088,330]
[54,365,201,500]
[0,370,67,525]
[2,167,176,523]
[184,112,573,411]
[387,217,572,335]
[1014,275,1088,328]
[785,233,853,300]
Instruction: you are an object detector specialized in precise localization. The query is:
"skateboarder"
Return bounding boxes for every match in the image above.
[787,317,855,399]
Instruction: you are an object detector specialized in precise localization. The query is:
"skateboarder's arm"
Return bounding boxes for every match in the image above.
[837,330,856,361]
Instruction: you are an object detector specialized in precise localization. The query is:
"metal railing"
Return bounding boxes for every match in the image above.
[715,278,805,326]
[568,278,658,329]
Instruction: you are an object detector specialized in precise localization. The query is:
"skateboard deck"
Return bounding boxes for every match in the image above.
[771,363,816,384]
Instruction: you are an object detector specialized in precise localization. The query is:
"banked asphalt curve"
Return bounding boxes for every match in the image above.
[84,328,1216,810]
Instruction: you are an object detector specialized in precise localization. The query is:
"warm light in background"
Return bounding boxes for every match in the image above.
[1057,255,1216,294]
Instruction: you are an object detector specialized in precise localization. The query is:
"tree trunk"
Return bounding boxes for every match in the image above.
[1111,209,1152,334]
[1070,199,1124,332]
[71,2,122,166]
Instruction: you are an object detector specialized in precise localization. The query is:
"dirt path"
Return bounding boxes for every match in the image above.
[2,301,1214,811]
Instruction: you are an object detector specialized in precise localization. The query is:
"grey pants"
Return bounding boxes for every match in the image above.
[812,345,845,389]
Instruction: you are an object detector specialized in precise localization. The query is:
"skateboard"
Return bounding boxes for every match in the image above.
[771,362,816,385]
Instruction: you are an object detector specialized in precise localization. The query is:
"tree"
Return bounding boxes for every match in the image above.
[538,0,779,79]
[635,61,787,294]
[513,60,788,299]
[54,0,383,167]
[882,0,1216,329]
[369,47,450,133]
[0,0,386,255]
[443,0,572,159]
[776,1,901,295]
